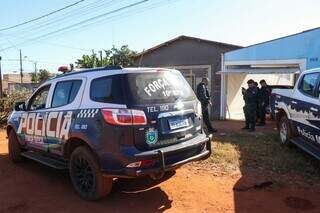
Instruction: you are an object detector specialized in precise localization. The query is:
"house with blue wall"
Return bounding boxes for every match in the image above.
[220,27,320,120]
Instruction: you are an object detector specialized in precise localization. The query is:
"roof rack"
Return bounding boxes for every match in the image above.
[54,65,123,79]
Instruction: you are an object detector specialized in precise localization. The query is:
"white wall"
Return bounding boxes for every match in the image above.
[226,73,295,120]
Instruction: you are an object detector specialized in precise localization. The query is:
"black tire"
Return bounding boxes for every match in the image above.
[69,146,112,200]
[278,115,292,145]
[8,130,23,163]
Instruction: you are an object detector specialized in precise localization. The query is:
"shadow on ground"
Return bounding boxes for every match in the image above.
[212,122,320,213]
[0,153,173,213]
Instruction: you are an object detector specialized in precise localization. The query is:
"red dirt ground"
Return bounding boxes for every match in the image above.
[0,122,319,213]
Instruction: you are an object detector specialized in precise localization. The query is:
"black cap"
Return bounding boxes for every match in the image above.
[247,79,254,84]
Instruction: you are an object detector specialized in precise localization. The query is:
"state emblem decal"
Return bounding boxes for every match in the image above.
[145,128,158,145]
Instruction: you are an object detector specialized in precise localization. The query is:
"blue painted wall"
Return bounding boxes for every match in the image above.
[224,28,320,69]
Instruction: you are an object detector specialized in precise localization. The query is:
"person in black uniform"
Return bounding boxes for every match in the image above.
[257,79,271,126]
[254,81,260,123]
[196,77,217,133]
[242,79,258,132]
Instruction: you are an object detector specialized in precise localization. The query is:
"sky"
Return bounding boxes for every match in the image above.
[0,0,319,74]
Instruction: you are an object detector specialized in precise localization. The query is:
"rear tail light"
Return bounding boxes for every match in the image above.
[101,108,147,126]
[126,159,155,168]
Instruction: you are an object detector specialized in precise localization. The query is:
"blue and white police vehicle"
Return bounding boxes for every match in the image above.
[271,68,320,159]
[7,66,212,200]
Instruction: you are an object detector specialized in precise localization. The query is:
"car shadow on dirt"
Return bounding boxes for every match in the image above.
[0,153,173,213]
[213,128,320,213]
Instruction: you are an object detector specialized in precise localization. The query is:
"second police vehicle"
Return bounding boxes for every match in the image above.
[7,66,212,200]
[271,68,320,159]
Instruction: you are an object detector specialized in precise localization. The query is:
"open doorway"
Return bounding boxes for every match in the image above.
[226,73,296,120]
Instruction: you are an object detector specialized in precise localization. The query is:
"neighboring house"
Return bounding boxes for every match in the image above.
[133,35,241,119]
[2,73,32,95]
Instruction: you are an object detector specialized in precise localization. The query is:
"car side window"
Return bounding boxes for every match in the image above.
[90,77,113,102]
[51,80,82,108]
[299,73,320,97]
[90,75,125,104]
[28,85,51,111]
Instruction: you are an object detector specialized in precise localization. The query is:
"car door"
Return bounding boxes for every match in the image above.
[292,72,320,146]
[307,75,320,147]
[24,84,51,151]
[45,78,84,156]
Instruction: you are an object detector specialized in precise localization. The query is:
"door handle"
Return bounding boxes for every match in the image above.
[291,101,297,104]
[310,107,318,112]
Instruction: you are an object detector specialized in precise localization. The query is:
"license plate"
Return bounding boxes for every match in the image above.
[168,118,189,130]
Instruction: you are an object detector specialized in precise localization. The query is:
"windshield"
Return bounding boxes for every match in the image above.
[126,71,196,104]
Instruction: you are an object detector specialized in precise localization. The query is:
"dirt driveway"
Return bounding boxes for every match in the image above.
[0,123,319,213]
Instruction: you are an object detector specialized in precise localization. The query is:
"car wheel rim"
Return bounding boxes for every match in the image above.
[280,122,287,143]
[73,156,94,193]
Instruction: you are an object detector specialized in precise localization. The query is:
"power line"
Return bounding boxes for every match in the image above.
[30,0,148,40]
[78,0,180,31]
[0,32,92,52]
[2,0,114,38]
[0,0,181,55]
[0,0,119,50]
[0,0,149,52]
[0,0,130,46]
[39,0,180,41]
[0,0,85,32]
[3,58,68,65]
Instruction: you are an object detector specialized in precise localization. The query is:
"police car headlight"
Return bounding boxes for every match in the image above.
[195,101,202,118]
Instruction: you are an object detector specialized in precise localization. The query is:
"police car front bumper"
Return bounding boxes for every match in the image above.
[125,133,212,177]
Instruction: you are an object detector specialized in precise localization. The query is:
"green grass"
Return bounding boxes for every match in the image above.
[208,132,320,185]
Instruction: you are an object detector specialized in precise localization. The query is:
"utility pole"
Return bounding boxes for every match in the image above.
[92,49,96,68]
[34,61,37,83]
[0,56,3,98]
[98,50,103,67]
[19,49,23,84]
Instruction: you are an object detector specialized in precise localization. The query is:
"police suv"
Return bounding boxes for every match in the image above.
[271,68,320,159]
[7,66,212,200]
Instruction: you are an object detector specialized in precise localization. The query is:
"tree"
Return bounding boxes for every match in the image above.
[75,45,137,68]
[30,72,38,83]
[37,69,53,83]
[31,69,53,83]
[75,54,98,68]
[108,45,137,67]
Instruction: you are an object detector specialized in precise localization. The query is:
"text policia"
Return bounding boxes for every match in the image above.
[17,111,73,140]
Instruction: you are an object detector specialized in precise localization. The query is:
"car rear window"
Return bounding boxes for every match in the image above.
[126,71,196,104]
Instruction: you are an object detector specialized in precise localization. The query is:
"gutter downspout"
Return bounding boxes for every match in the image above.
[220,53,226,120]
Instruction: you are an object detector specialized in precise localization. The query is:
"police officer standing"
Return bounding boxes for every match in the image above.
[257,79,271,126]
[254,81,260,122]
[242,79,258,132]
[196,77,217,133]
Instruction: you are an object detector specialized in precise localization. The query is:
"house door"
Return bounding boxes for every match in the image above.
[170,65,213,118]
[173,66,211,92]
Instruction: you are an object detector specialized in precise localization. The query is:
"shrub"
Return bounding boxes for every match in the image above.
[0,89,32,127]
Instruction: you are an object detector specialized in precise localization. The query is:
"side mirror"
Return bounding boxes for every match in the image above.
[14,102,26,111]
